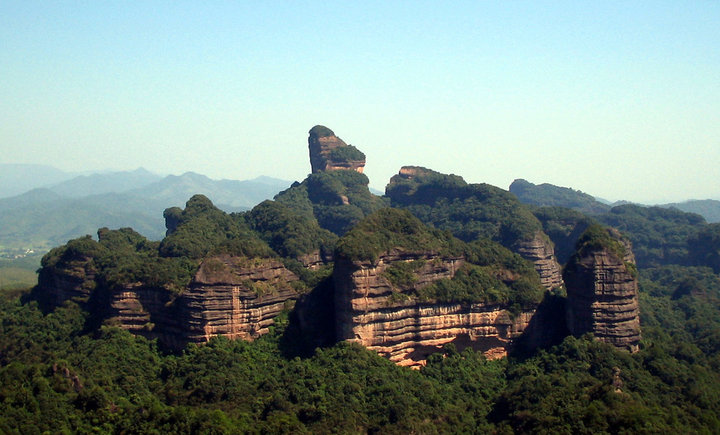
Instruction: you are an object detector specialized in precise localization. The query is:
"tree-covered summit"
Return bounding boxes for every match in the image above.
[335,208,545,308]
[275,170,387,236]
[385,166,544,249]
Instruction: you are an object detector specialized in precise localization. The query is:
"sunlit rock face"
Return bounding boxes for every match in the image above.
[173,255,301,346]
[515,232,564,291]
[47,254,303,350]
[308,125,366,174]
[564,230,641,352]
[333,250,535,368]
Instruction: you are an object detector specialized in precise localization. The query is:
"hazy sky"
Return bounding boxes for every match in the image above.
[2,2,719,203]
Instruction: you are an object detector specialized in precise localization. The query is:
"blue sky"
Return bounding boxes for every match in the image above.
[1,1,718,203]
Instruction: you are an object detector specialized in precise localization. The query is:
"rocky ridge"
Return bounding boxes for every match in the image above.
[32,125,643,366]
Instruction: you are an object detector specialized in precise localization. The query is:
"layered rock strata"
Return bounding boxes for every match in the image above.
[40,254,302,349]
[308,125,365,173]
[334,250,534,367]
[515,232,564,290]
[175,255,301,345]
[106,284,177,342]
[564,232,641,352]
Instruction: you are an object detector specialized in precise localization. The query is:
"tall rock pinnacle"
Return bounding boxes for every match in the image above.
[308,125,366,173]
[564,225,641,352]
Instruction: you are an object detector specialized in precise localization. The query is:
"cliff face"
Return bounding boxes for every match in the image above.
[515,232,564,290]
[334,250,534,367]
[172,255,301,347]
[105,284,178,342]
[41,254,302,350]
[308,125,366,174]
[564,230,641,352]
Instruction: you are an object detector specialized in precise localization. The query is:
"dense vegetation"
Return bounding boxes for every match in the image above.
[5,154,720,432]
[688,223,720,273]
[244,200,337,260]
[386,167,543,248]
[335,208,463,262]
[2,261,720,433]
[337,209,545,309]
[275,170,387,236]
[328,144,365,162]
[509,178,610,215]
[37,195,278,299]
[532,206,596,264]
[160,195,273,260]
[596,204,706,267]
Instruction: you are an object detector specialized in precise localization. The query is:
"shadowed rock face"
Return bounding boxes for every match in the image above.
[334,250,534,367]
[308,125,366,174]
[36,254,98,307]
[564,230,641,352]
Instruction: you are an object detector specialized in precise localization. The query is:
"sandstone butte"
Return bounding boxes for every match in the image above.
[34,125,641,366]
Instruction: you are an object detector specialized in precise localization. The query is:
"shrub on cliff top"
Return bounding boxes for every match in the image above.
[336,208,545,307]
[572,224,627,260]
[160,194,273,259]
[275,170,388,236]
[245,200,337,259]
[328,145,365,163]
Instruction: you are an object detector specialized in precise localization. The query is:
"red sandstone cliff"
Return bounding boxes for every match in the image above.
[36,253,98,307]
[174,255,301,345]
[308,125,366,174]
[515,232,564,290]
[564,228,641,352]
[334,250,535,367]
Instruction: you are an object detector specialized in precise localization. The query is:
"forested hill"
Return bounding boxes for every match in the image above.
[2,126,720,432]
[509,178,610,215]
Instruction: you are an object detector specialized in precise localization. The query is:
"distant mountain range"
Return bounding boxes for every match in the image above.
[510,179,720,223]
[1,164,717,255]
[0,164,80,198]
[0,165,292,251]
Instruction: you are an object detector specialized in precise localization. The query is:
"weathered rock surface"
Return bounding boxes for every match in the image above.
[515,232,564,290]
[564,231,641,352]
[308,125,365,174]
[298,250,333,270]
[334,250,534,367]
[39,254,303,349]
[173,255,301,346]
[106,284,177,341]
